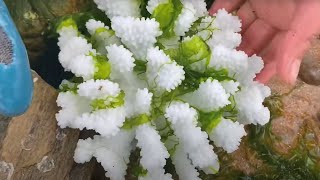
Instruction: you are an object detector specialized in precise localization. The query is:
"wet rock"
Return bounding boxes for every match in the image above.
[0,71,84,179]
[299,39,320,86]
[37,156,55,173]
[0,161,14,180]
[3,0,91,66]
[269,80,320,155]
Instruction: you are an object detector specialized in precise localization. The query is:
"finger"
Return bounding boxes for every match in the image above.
[255,61,277,84]
[259,31,310,84]
[292,0,320,36]
[275,31,310,84]
[247,0,296,30]
[236,1,257,33]
[209,0,246,14]
[276,0,320,84]
[238,19,277,56]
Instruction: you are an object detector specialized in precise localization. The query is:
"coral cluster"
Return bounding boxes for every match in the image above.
[55,0,271,179]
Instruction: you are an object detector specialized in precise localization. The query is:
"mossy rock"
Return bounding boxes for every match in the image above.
[4,0,92,67]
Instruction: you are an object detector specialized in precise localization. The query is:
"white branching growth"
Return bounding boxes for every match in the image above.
[55,1,271,180]
[136,124,172,180]
[174,2,197,36]
[94,0,141,19]
[209,118,247,153]
[85,19,108,35]
[182,79,231,112]
[111,16,162,60]
[172,144,201,180]
[165,102,220,173]
[74,130,135,180]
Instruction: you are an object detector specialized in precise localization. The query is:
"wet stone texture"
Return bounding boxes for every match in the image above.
[299,39,320,86]
[4,0,91,66]
[270,80,320,155]
[0,161,14,180]
[0,71,83,180]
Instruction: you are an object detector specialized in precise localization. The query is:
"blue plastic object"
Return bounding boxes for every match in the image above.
[0,0,33,117]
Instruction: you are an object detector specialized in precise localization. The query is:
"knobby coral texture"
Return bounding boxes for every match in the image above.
[55,0,271,179]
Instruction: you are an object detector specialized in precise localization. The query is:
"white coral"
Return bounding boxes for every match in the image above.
[136,124,172,180]
[76,107,126,137]
[94,0,141,19]
[209,118,247,153]
[56,92,91,128]
[209,45,248,78]
[77,79,121,100]
[111,16,162,60]
[86,19,108,35]
[182,79,230,112]
[213,8,242,32]
[106,44,136,73]
[58,36,93,71]
[74,130,135,180]
[174,2,197,36]
[182,0,208,18]
[208,30,242,49]
[235,82,271,125]
[147,0,169,14]
[172,144,201,180]
[156,62,185,92]
[165,102,220,174]
[57,27,78,48]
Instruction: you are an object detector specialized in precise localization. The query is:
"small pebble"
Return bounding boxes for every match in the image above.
[299,47,320,86]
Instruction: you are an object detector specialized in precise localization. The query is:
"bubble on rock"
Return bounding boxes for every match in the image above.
[56,128,67,141]
[37,156,55,173]
[0,161,14,180]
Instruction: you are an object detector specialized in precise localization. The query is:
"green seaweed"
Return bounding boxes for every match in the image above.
[243,94,320,179]
[201,93,320,179]
[246,123,320,179]
[139,0,151,18]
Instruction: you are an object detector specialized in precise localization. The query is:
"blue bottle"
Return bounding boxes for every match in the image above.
[0,0,33,117]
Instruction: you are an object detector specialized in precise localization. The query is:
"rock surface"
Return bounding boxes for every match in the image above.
[0,71,88,180]
[3,0,91,66]
[299,39,320,86]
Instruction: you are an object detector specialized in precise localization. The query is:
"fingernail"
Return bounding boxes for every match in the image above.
[287,59,301,84]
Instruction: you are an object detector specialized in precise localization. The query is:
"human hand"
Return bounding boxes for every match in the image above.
[209,0,320,84]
